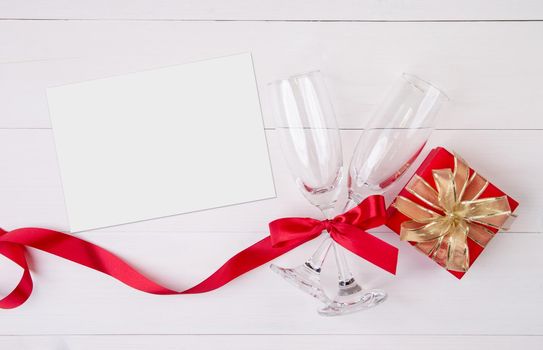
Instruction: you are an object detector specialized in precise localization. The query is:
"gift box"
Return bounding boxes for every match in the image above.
[386,147,519,279]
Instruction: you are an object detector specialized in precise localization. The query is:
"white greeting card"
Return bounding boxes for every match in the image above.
[47,53,275,232]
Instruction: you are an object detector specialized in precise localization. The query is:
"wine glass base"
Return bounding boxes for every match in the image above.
[318,289,387,316]
[270,263,330,304]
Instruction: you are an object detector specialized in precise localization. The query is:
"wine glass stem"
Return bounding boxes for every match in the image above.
[333,243,354,284]
[342,196,359,213]
[303,205,360,284]
[305,236,332,272]
[319,206,355,285]
[304,206,335,272]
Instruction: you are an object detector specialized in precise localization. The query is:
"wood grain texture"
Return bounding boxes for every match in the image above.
[0,129,540,233]
[1,1,542,346]
[1,21,543,129]
[0,0,542,21]
[1,335,543,350]
[0,231,542,335]
[0,130,540,335]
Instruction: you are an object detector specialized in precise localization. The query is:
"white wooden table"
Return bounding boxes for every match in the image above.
[1,1,543,349]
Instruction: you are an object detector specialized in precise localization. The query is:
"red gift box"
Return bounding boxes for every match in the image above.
[386,147,519,279]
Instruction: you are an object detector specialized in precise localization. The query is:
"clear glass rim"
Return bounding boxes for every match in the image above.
[402,73,450,101]
[267,70,322,87]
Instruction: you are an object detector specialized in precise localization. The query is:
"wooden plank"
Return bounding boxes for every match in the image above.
[1,335,542,350]
[0,129,539,233]
[1,21,543,129]
[0,231,541,335]
[0,12,541,340]
[0,1,542,21]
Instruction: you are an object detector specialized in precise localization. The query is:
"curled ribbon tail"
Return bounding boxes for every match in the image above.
[0,196,397,310]
[0,226,325,309]
[0,239,33,309]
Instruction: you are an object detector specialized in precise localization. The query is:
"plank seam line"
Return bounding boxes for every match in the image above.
[1,18,543,23]
[2,128,543,131]
[1,333,542,337]
[80,231,539,234]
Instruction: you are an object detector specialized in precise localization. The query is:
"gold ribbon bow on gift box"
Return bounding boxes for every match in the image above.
[392,154,513,272]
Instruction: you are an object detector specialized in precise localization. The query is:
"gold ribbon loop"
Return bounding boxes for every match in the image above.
[394,196,441,223]
[399,219,452,243]
[392,154,512,272]
[405,176,441,211]
[453,154,471,200]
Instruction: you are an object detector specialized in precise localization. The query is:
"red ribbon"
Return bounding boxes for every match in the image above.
[0,195,397,309]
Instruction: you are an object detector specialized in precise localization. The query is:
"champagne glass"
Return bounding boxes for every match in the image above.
[268,71,366,308]
[319,73,449,316]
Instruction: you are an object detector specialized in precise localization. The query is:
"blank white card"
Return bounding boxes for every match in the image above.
[47,53,275,232]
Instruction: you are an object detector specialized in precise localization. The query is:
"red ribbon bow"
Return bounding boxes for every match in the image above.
[270,195,398,274]
[0,195,397,310]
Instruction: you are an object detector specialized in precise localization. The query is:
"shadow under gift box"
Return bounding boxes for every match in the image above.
[386,147,519,279]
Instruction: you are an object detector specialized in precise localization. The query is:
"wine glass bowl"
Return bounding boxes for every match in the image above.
[268,71,448,317]
[319,73,448,317]
[268,71,345,304]
[270,71,344,210]
[348,73,449,202]
[270,71,380,313]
